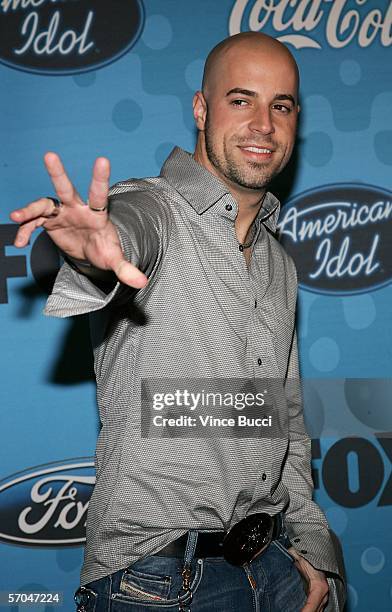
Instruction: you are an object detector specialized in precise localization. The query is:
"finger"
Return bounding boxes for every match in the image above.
[301,586,328,612]
[112,258,148,289]
[314,594,329,612]
[10,198,58,225]
[317,598,328,612]
[44,152,82,206]
[88,157,110,211]
[13,218,42,247]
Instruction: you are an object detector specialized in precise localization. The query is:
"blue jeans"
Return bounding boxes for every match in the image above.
[75,532,307,611]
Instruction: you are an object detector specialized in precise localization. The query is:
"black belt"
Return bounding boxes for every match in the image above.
[155,530,225,558]
[154,512,283,566]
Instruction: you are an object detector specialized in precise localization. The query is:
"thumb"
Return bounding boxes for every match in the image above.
[113,258,148,289]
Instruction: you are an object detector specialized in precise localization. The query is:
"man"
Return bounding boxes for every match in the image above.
[11,32,345,611]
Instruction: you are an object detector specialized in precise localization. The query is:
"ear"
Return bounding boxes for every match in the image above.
[193,91,207,130]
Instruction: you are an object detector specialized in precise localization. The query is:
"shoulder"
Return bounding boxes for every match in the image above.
[109,176,167,209]
[108,176,173,227]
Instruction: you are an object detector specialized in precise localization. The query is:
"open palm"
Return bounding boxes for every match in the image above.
[10,153,147,289]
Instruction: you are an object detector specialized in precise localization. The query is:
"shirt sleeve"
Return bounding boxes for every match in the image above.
[44,187,171,318]
[281,259,347,610]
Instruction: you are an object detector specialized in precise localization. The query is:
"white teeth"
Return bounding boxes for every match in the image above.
[243,146,272,154]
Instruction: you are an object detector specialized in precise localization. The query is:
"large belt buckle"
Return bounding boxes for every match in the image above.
[222,513,274,566]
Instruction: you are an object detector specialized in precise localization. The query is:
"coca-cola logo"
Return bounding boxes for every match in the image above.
[0,459,95,545]
[229,0,392,49]
[0,0,144,75]
[278,184,392,295]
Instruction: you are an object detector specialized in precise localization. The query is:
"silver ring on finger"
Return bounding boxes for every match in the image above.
[89,205,107,212]
[87,198,107,212]
[47,196,62,216]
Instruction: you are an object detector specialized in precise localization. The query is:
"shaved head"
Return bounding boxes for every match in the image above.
[193,32,300,200]
[202,32,299,103]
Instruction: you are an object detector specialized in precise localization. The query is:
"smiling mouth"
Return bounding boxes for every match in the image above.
[239,145,274,155]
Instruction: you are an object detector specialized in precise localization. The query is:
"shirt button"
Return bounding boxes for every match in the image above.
[294,538,301,543]
[300,550,308,555]
[225,203,232,211]
[254,299,257,308]
[261,473,267,481]
[239,244,244,252]
[257,358,262,365]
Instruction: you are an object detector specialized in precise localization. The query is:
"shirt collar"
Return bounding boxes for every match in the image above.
[160,146,281,232]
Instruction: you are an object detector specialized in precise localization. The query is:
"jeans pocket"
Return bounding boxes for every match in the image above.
[118,567,172,602]
[271,539,295,563]
[111,558,203,607]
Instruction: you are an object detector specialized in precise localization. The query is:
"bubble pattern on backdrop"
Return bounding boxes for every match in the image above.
[361,547,385,575]
[325,506,348,536]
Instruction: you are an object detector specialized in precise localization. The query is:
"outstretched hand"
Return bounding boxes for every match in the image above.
[10,153,148,289]
[287,546,329,612]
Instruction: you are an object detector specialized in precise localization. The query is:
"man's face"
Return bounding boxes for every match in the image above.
[195,45,299,192]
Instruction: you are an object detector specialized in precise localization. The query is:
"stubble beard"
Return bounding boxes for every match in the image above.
[204,117,283,191]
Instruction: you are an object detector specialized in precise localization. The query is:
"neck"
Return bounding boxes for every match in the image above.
[193,140,267,243]
[235,193,265,244]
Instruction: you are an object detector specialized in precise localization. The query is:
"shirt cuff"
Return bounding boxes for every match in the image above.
[43,261,122,318]
[43,224,131,318]
[285,522,346,580]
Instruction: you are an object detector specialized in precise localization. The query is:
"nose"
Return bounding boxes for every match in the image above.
[249,107,275,136]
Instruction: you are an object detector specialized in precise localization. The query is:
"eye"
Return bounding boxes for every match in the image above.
[272,103,292,114]
[230,99,249,107]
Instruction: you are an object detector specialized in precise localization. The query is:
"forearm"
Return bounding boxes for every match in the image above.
[282,336,346,608]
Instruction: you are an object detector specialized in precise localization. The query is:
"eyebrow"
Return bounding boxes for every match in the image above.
[226,88,257,98]
[275,93,297,106]
[225,88,297,106]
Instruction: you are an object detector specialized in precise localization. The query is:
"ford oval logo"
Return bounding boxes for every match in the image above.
[278,184,392,295]
[0,459,95,545]
[0,0,144,75]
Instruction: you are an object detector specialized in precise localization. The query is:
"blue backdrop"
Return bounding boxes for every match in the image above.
[1,1,391,610]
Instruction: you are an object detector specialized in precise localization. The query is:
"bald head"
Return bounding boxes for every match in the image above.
[193,31,300,199]
[202,32,299,103]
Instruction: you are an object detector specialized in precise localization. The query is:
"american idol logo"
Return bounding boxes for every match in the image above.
[278,184,392,295]
[229,0,392,49]
[0,0,144,75]
[0,459,95,545]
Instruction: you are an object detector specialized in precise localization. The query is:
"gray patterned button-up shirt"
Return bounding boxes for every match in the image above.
[45,147,344,608]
